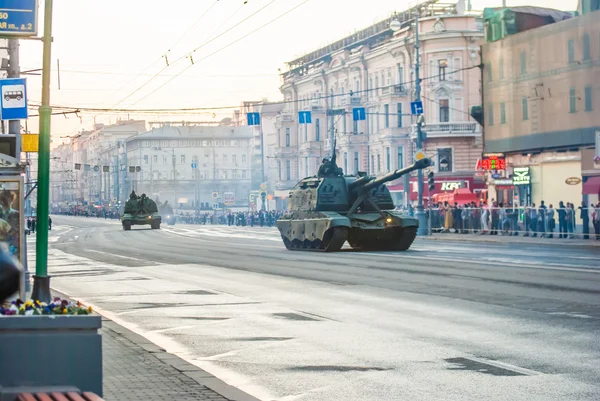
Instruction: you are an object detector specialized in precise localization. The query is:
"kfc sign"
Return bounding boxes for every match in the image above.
[441,181,462,191]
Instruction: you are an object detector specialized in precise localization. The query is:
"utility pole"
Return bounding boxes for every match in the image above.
[413,11,428,236]
[32,0,54,303]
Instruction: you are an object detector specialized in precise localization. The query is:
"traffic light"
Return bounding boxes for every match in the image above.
[427,171,435,192]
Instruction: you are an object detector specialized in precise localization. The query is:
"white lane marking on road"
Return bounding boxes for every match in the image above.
[367,252,600,273]
[547,312,594,319]
[84,249,162,263]
[460,356,543,376]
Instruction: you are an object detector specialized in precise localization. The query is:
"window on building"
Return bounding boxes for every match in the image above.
[344,152,348,173]
[377,154,381,173]
[384,104,390,128]
[223,154,227,162]
[285,128,290,146]
[223,171,228,179]
[286,160,291,180]
[304,124,308,142]
[353,120,358,135]
[568,39,575,63]
[386,147,391,170]
[375,76,379,95]
[499,57,504,80]
[437,148,453,172]
[439,99,449,123]
[397,64,404,85]
[232,170,237,179]
[583,34,590,61]
[570,87,577,113]
[242,154,246,163]
[181,155,185,164]
[370,155,375,174]
[520,51,527,75]
[277,161,281,180]
[439,59,448,81]
[488,103,494,125]
[315,119,320,141]
[487,63,492,82]
[353,152,359,174]
[232,155,237,164]
[305,157,309,177]
[522,97,528,120]
[144,155,148,164]
[397,103,403,128]
[397,147,404,169]
[500,103,506,124]
[585,86,592,111]
[153,155,158,163]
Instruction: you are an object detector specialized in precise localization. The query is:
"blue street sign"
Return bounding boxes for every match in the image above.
[191,162,197,169]
[352,107,366,121]
[247,112,260,126]
[410,101,424,115]
[0,0,38,36]
[0,78,28,121]
[298,111,312,124]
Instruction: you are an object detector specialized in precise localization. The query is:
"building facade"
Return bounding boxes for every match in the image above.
[275,1,484,206]
[482,9,600,211]
[125,123,253,208]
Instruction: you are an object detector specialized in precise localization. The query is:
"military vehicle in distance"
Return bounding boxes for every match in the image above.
[158,201,176,225]
[122,192,161,230]
[276,154,432,252]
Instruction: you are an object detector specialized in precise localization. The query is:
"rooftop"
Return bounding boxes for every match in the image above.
[128,125,253,141]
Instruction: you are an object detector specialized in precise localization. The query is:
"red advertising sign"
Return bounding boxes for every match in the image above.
[481,154,506,170]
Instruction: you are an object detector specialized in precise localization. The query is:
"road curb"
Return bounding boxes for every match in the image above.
[419,235,600,249]
[51,288,262,401]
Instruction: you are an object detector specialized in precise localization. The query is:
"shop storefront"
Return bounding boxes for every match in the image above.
[387,175,487,206]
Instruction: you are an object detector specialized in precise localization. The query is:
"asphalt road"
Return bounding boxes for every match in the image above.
[38,216,600,401]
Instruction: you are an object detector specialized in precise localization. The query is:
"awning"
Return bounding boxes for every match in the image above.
[583,176,600,195]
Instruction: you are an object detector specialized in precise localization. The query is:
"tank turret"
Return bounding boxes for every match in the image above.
[276,154,432,252]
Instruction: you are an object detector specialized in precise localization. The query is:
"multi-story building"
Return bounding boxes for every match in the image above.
[275,0,485,206]
[125,122,253,208]
[482,7,600,212]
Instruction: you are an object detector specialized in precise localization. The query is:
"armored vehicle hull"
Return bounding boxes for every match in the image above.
[122,213,161,230]
[122,192,161,230]
[276,156,431,252]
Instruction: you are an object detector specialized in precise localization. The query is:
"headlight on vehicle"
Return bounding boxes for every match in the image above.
[386,217,392,223]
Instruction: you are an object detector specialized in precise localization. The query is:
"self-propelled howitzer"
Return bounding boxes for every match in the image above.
[276,157,432,252]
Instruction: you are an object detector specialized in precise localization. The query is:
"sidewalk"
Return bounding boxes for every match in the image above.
[102,318,260,401]
[421,233,600,248]
[47,292,260,401]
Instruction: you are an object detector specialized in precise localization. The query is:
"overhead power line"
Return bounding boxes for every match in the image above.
[29,64,480,114]
[127,0,312,108]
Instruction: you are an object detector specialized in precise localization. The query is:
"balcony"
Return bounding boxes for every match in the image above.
[339,95,362,107]
[337,133,368,147]
[273,146,298,157]
[311,100,325,112]
[275,113,294,125]
[299,140,324,153]
[376,127,410,142]
[410,122,481,139]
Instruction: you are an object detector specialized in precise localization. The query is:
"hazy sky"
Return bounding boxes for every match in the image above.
[17,0,577,139]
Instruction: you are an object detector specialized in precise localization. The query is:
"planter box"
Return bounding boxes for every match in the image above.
[0,315,102,398]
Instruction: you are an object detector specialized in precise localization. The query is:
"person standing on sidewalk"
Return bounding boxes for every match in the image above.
[579,201,590,240]
[558,201,567,238]
[566,203,574,239]
[546,204,556,239]
[592,202,600,240]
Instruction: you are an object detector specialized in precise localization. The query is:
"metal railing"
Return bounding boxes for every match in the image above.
[405,206,600,239]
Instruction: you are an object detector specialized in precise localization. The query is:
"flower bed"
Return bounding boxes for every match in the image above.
[0,297,103,397]
[0,297,93,316]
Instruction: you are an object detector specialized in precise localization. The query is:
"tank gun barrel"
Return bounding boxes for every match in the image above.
[359,158,432,193]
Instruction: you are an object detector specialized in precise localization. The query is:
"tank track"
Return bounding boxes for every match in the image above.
[281,227,348,252]
[348,227,417,251]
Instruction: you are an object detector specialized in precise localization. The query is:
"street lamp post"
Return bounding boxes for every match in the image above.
[32,0,54,302]
[391,10,427,235]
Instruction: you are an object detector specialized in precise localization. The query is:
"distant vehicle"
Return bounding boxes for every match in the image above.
[4,91,23,101]
[276,152,432,252]
[158,202,176,225]
[121,192,161,230]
